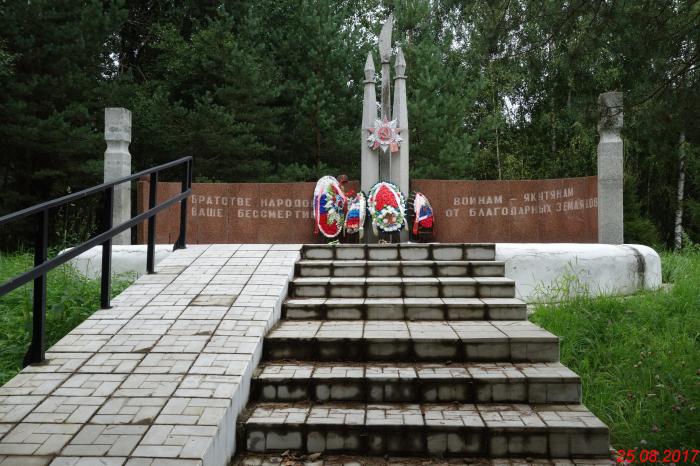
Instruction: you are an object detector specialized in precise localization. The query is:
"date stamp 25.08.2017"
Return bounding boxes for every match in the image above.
[616,449,699,463]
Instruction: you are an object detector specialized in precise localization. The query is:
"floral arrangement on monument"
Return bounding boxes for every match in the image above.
[407,191,435,241]
[344,190,366,238]
[313,175,347,238]
[368,181,406,233]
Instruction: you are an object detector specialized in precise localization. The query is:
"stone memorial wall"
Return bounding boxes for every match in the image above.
[137,180,359,244]
[413,176,598,243]
[137,176,597,244]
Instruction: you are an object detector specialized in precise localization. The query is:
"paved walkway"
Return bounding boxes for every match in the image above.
[0,244,301,466]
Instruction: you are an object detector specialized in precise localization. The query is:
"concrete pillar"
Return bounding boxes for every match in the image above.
[361,53,379,193]
[104,107,132,245]
[391,47,409,196]
[597,92,624,244]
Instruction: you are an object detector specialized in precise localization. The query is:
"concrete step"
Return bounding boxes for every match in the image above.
[302,243,496,261]
[284,298,526,320]
[242,402,609,458]
[252,361,581,404]
[291,277,515,299]
[235,453,614,466]
[296,260,506,278]
[263,320,559,363]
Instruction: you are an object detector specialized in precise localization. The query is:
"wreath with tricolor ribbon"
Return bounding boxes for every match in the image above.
[313,176,347,238]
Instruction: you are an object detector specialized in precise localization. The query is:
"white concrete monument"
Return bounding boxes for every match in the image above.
[361,53,379,193]
[361,15,409,195]
[597,92,624,244]
[104,107,132,245]
[391,47,409,195]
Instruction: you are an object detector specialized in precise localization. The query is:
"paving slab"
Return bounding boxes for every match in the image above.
[0,244,301,466]
[252,362,581,404]
[284,297,527,321]
[264,320,559,362]
[242,403,609,457]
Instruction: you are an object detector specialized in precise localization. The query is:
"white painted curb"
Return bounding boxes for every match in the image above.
[67,243,662,302]
[496,243,661,301]
[64,245,174,279]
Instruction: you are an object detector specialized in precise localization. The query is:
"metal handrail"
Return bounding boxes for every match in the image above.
[0,157,191,226]
[0,156,193,366]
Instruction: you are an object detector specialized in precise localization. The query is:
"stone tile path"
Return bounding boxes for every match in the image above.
[0,244,301,466]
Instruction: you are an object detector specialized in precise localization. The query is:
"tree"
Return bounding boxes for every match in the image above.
[0,0,698,247]
[106,11,284,181]
[0,0,126,247]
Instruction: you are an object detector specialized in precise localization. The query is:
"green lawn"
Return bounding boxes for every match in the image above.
[0,252,133,385]
[531,250,700,451]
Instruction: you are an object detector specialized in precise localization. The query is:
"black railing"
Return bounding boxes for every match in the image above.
[0,156,193,366]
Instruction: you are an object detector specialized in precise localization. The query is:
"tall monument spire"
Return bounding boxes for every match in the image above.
[364,51,375,81]
[394,46,406,77]
[361,52,378,193]
[360,14,409,197]
[392,47,409,195]
[378,13,394,120]
[377,14,394,183]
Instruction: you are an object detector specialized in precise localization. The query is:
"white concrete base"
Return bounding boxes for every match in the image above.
[65,245,173,279]
[496,243,661,301]
[66,243,662,302]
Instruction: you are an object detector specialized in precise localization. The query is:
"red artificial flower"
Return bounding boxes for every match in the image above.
[375,186,396,211]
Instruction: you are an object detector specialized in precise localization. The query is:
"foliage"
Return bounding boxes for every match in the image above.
[0,253,133,385]
[0,0,698,247]
[0,0,125,209]
[531,250,700,450]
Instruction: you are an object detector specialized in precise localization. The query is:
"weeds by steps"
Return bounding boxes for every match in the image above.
[0,252,133,384]
[532,259,591,302]
[531,250,700,451]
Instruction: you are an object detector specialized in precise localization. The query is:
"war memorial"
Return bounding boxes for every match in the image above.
[0,14,665,466]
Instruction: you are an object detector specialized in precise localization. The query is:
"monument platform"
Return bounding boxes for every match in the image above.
[0,243,623,465]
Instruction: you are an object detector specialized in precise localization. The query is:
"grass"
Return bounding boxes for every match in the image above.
[0,252,133,385]
[531,249,700,451]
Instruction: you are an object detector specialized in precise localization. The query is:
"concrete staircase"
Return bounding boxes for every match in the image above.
[236,244,610,464]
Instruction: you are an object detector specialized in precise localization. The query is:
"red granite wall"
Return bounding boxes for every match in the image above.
[412,177,598,243]
[137,177,597,244]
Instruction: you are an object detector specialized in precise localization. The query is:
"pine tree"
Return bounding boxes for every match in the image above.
[0,0,126,214]
[107,10,284,181]
[251,0,374,180]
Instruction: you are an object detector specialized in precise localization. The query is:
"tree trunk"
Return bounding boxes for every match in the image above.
[551,97,558,172]
[495,125,501,180]
[674,130,686,250]
[493,80,502,180]
[315,124,321,169]
[313,103,321,169]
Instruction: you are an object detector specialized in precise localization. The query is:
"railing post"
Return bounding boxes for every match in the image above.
[100,187,114,309]
[24,210,49,366]
[174,159,190,250]
[146,171,158,273]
